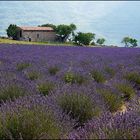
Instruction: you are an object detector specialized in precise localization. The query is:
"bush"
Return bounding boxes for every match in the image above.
[74,74,86,85]
[0,108,61,139]
[57,93,100,124]
[48,66,59,75]
[91,70,106,83]
[27,71,39,80]
[125,72,140,86]
[116,83,135,101]
[37,82,54,96]
[64,72,75,84]
[64,72,86,85]
[0,85,25,103]
[16,62,31,71]
[98,89,123,112]
[105,67,115,78]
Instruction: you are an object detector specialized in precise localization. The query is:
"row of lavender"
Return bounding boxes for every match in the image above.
[0,44,140,139]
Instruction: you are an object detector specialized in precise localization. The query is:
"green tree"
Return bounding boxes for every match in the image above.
[73,32,95,46]
[121,37,138,47]
[96,38,106,45]
[129,38,138,47]
[38,23,56,30]
[121,37,131,47]
[55,24,76,42]
[6,24,19,40]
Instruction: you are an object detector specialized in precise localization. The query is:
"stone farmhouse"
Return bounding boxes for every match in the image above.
[17,26,57,42]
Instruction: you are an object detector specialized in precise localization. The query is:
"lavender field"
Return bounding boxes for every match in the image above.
[0,44,140,139]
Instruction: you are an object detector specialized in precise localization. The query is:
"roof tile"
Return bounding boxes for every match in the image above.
[19,26,54,31]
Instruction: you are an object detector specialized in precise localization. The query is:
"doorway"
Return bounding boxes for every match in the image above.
[29,38,31,42]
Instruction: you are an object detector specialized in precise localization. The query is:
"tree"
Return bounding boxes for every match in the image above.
[129,38,138,47]
[96,38,106,45]
[121,37,131,47]
[55,24,76,42]
[6,24,19,40]
[38,23,56,30]
[121,37,138,47]
[73,32,95,46]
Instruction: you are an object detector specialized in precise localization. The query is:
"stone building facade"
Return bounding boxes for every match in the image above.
[17,26,57,42]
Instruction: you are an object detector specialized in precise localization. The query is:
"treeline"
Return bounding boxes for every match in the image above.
[39,23,105,46]
[6,24,139,47]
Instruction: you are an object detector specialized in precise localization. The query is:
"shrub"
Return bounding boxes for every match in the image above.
[105,67,115,78]
[48,66,59,75]
[27,71,39,80]
[64,72,86,85]
[98,89,123,112]
[64,72,75,84]
[0,108,61,139]
[74,74,86,85]
[16,62,31,71]
[125,72,140,86]
[0,85,25,103]
[37,82,54,96]
[116,83,135,101]
[91,70,106,83]
[57,93,100,124]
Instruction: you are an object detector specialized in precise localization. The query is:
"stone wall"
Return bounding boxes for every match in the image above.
[19,30,57,42]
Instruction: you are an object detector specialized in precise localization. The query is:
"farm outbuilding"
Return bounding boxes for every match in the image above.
[17,26,57,42]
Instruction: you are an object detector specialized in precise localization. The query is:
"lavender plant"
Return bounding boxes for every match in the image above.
[0,44,140,139]
[26,71,40,80]
[0,108,62,139]
[125,72,140,87]
[69,112,140,139]
[104,66,116,78]
[98,88,124,112]
[64,72,75,84]
[0,84,26,103]
[64,72,86,85]
[48,66,59,75]
[16,62,31,71]
[90,70,106,83]
[116,83,135,101]
[37,82,54,96]
[57,93,100,125]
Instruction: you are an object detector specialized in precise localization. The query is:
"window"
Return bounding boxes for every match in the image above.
[37,34,39,38]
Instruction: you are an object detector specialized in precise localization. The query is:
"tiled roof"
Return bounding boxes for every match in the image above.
[19,26,54,31]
